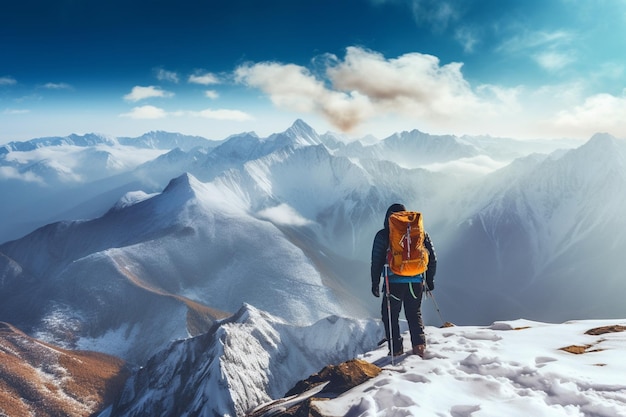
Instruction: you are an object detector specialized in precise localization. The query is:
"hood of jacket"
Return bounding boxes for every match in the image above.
[383,203,406,230]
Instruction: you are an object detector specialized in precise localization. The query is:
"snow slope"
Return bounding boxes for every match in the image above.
[249,320,626,417]
[312,318,626,417]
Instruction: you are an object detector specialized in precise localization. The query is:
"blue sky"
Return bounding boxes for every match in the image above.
[1,0,626,143]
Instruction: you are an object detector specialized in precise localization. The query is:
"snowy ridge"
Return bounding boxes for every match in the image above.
[117,130,216,151]
[102,304,382,417]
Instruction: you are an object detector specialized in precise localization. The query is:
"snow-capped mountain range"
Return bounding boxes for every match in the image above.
[1,120,625,415]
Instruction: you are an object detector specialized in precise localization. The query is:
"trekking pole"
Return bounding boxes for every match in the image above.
[424,285,445,326]
[384,263,395,366]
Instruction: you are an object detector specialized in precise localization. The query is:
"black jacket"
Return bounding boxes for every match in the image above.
[370,205,437,289]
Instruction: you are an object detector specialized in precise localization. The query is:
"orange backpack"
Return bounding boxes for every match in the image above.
[387,211,429,276]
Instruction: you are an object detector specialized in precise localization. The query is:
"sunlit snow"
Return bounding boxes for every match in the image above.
[302,319,626,417]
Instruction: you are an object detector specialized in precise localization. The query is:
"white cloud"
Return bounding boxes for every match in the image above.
[118,105,253,122]
[552,92,626,137]
[455,26,480,53]
[155,68,179,83]
[0,166,43,183]
[188,72,220,85]
[423,155,508,176]
[205,90,219,99]
[533,51,575,72]
[43,82,73,90]
[194,108,253,121]
[123,86,174,102]
[498,29,577,72]
[327,47,484,116]
[235,59,375,132]
[120,105,168,119]
[236,47,499,133]
[235,45,626,140]
[410,0,460,32]
[498,30,574,53]
[0,76,17,86]
[3,109,30,115]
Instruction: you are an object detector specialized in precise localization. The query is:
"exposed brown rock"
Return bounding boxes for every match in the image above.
[285,358,381,397]
[0,321,130,417]
[585,325,626,335]
[560,344,590,354]
[247,359,381,417]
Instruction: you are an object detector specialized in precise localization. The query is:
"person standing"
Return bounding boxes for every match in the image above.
[370,203,437,357]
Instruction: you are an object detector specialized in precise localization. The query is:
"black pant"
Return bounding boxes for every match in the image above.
[381,281,425,352]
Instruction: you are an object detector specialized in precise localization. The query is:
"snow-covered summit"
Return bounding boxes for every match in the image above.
[311,318,626,417]
[278,118,323,147]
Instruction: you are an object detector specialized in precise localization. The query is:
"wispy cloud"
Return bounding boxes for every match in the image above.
[0,166,43,184]
[120,105,168,119]
[193,108,253,121]
[123,86,174,102]
[3,108,30,115]
[205,90,219,99]
[410,0,460,32]
[498,29,576,71]
[188,72,220,85]
[455,26,480,53]
[0,76,17,86]
[155,68,179,83]
[42,82,73,90]
[372,0,464,33]
[533,51,575,72]
[498,30,574,53]
[119,105,253,121]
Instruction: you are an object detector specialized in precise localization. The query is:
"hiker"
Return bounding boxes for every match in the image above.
[370,203,437,358]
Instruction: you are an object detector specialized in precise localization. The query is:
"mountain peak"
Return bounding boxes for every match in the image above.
[577,132,625,161]
[163,172,202,196]
[281,119,322,146]
[586,132,620,148]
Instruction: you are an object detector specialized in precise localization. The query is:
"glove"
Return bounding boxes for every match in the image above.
[426,276,435,291]
[371,283,380,298]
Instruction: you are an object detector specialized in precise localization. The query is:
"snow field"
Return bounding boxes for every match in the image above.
[314,319,626,417]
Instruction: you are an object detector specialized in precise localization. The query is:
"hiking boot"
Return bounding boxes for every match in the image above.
[412,344,425,358]
[388,345,404,356]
